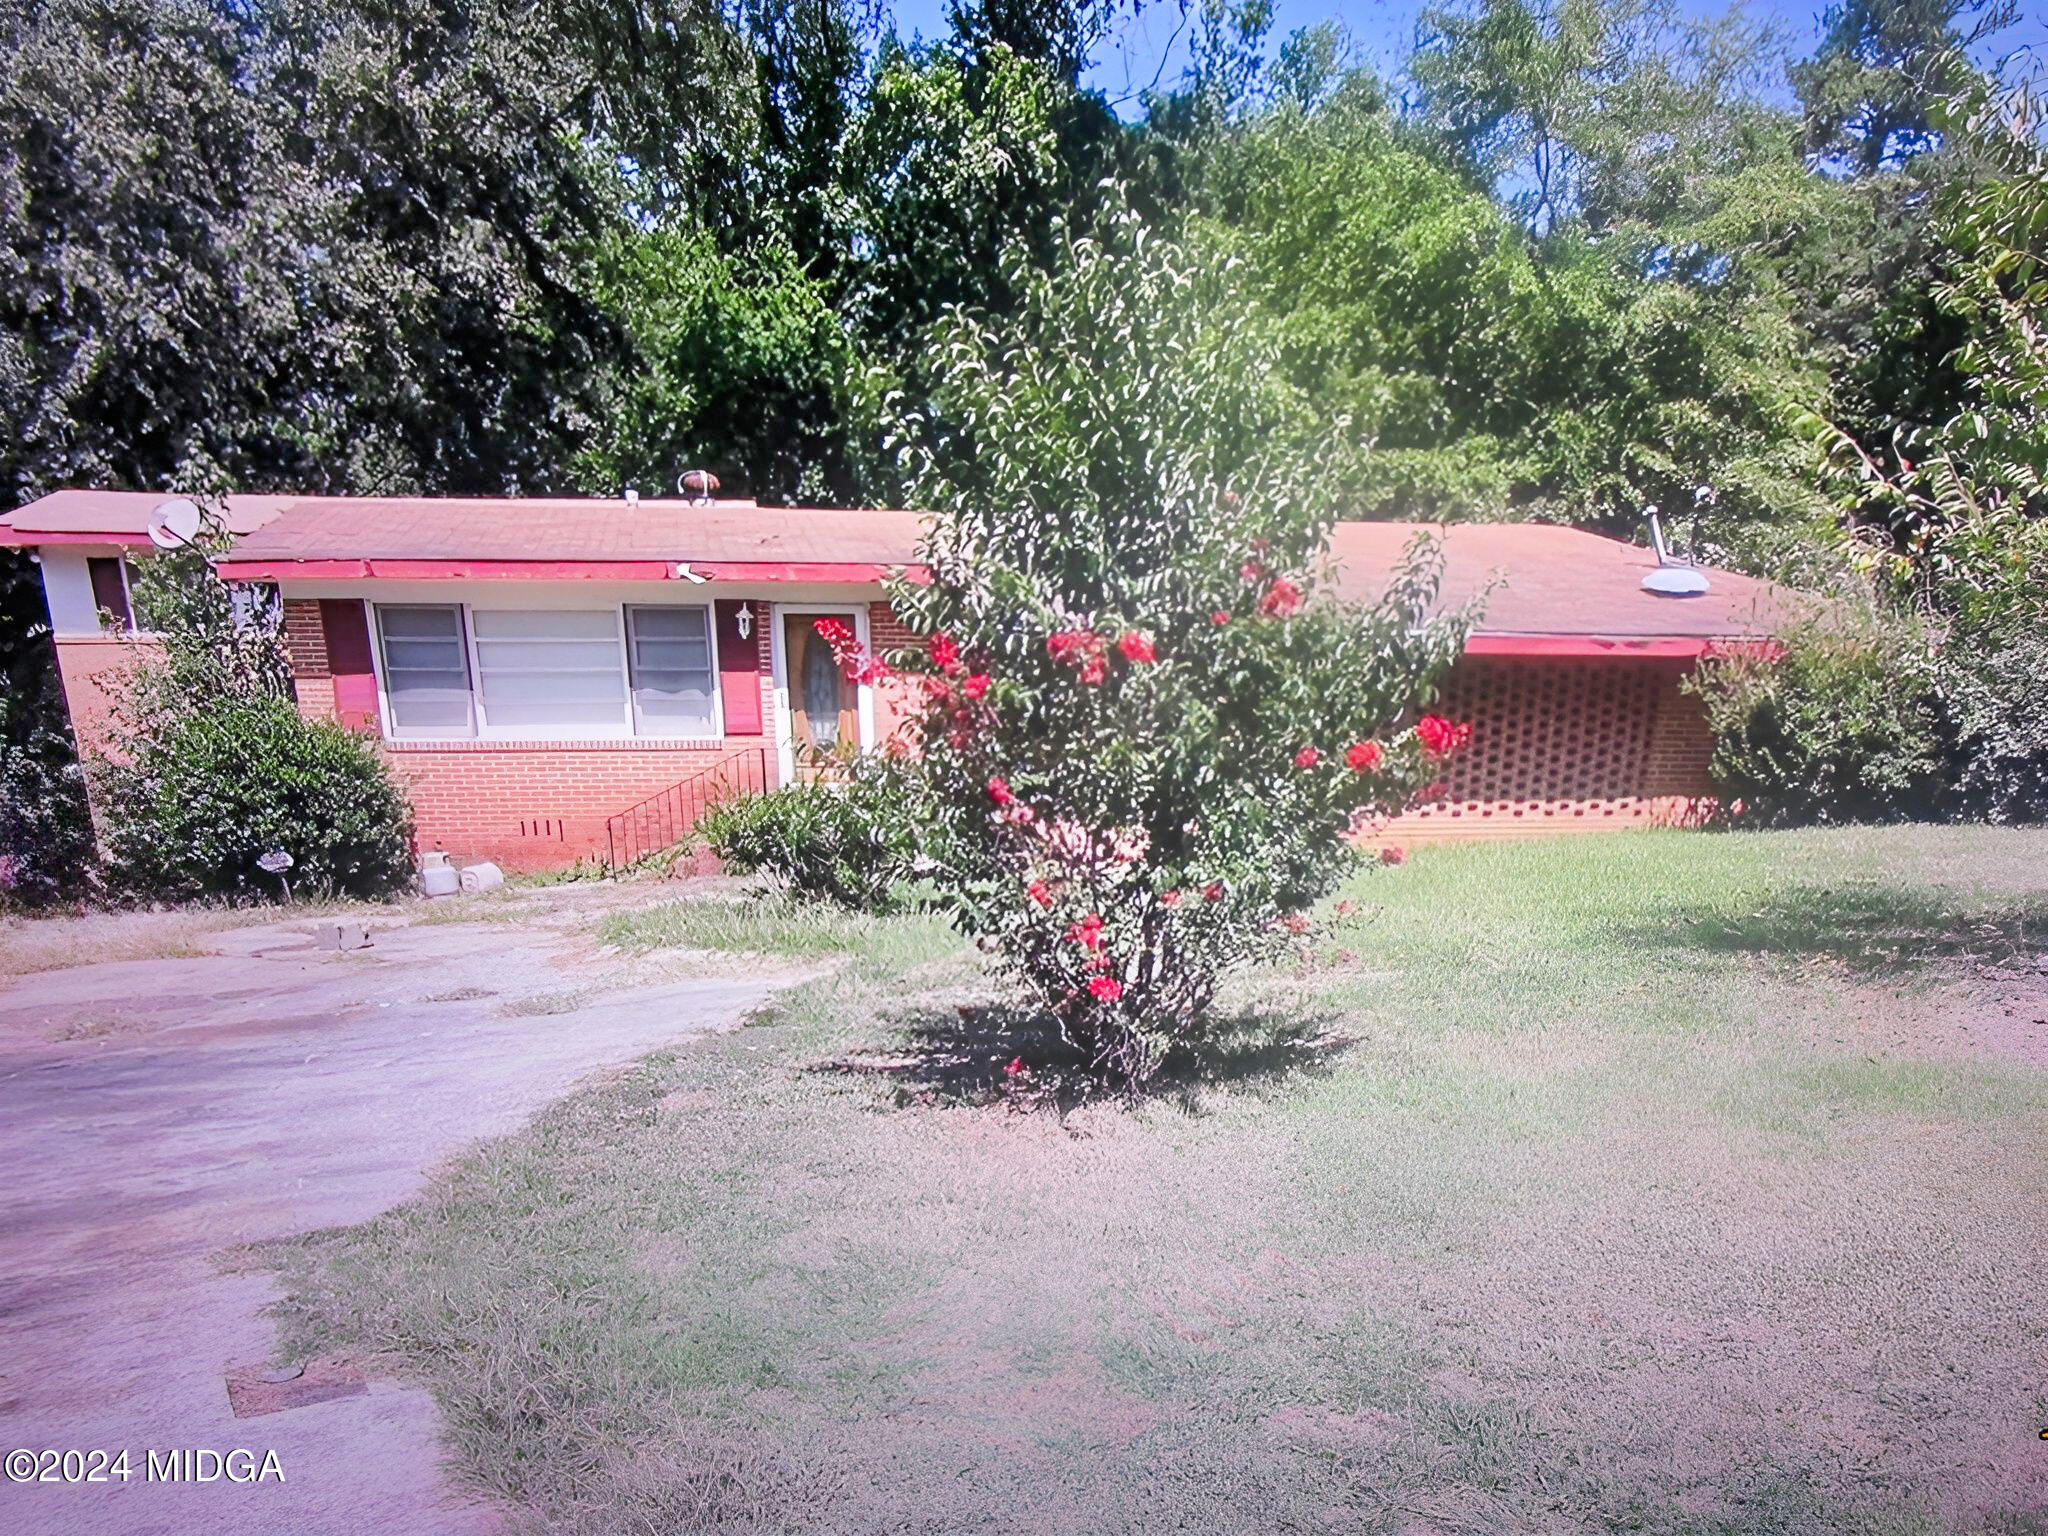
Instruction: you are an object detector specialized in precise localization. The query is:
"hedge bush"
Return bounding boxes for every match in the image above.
[100,693,414,902]
[699,753,922,909]
[0,704,97,907]
[1687,612,1942,826]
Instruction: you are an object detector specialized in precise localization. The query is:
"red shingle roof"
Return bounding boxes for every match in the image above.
[1325,521,1796,644]
[0,489,289,542]
[222,495,921,565]
[0,489,1800,646]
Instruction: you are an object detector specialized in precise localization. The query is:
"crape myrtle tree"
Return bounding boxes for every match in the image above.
[862,211,1481,1086]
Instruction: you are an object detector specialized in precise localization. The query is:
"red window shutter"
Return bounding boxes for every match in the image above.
[320,600,380,733]
[715,600,763,735]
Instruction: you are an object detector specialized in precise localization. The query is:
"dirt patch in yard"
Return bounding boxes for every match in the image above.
[1812,975,2048,1071]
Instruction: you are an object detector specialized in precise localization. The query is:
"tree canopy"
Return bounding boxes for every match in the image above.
[2,0,2045,874]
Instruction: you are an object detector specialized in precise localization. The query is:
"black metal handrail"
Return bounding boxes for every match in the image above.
[604,746,773,873]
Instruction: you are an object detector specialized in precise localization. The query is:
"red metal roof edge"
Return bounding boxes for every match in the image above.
[1463,634,1713,658]
[212,557,923,584]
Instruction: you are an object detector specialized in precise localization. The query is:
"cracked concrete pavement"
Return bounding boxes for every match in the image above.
[0,894,777,1535]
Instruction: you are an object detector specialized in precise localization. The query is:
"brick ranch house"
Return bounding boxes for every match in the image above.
[2,490,1797,873]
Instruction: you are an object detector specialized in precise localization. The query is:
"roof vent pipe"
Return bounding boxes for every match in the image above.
[679,469,720,504]
[1641,503,1710,597]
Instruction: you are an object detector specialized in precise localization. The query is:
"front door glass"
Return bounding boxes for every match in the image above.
[800,628,842,750]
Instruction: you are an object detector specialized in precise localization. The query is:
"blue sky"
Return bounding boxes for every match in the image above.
[886,1,2044,117]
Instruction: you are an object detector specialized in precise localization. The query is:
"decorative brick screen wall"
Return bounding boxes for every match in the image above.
[1379,657,1717,842]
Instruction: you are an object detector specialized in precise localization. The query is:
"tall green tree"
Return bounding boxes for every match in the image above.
[1792,0,2017,173]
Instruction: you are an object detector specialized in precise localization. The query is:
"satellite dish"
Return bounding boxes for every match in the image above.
[1641,505,1711,598]
[147,497,203,551]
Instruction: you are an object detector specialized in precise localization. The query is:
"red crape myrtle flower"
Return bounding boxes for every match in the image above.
[987,776,1015,807]
[1203,881,1225,902]
[1416,715,1473,758]
[1117,630,1156,664]
[1027,880,1053,908]
[1159,888,1182,907]
[1210,610,1231,626]
[1259,576,1304,618]
[1004,1055,1029,1079]
[1294,746,1320,770]
[815,617,890,685]
[1345,741,1383,773]
[961,674,991,701]
[927,632,965,676]
[1048,628,1109,685]
[1087,977,1124,1002]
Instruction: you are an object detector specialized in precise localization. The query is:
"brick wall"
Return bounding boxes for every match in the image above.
[52,635,150,761]
[868,598,921,749]
[281,600,335,723]
[386,739,773,872]
[1378,656,1719,844]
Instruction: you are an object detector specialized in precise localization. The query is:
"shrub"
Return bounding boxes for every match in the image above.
[99,693,414,902]
[862,210,1475,1087]
[1687,610,1942,826]
[0,703,97,908]
[1922,513,2048,822]
[698,753,923,910]
[95,541,414,903]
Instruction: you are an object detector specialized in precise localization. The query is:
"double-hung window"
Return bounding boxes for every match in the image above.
[625,606,718,736]
[470,609,627,734]
[375,605,473,736]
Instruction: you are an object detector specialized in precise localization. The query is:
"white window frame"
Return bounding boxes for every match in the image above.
[371,600,476,740]
[85,553,137,633]
[367,598,724,743]
[624,603,725,741]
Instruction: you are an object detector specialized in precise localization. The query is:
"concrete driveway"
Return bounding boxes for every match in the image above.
[0,895,776,1535]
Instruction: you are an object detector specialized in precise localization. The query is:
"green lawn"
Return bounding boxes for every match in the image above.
[267,827,2048,1535]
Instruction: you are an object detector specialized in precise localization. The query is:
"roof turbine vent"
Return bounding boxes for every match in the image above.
[1640,501,1710,597]
[678,469,721,504]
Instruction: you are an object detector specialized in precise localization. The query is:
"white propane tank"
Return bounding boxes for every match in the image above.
[419,850,460,899]
[458,861,505,895]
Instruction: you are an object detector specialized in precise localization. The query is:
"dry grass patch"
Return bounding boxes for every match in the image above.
[0,905,276,979]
